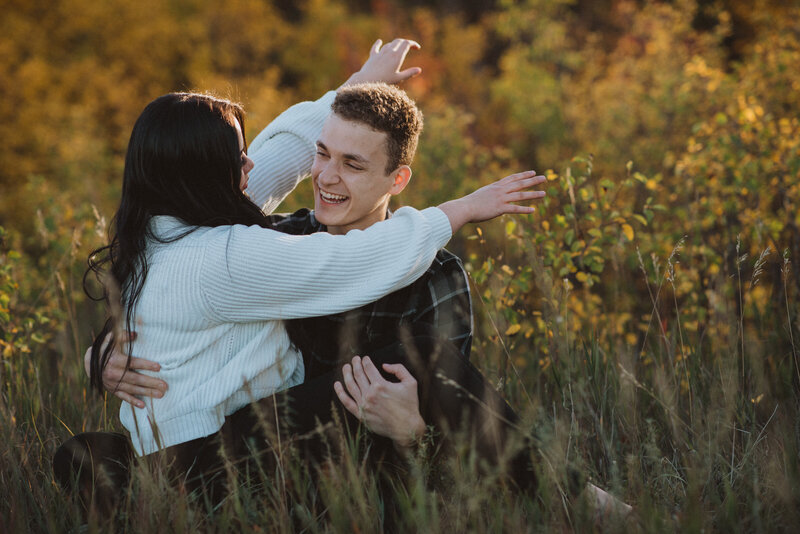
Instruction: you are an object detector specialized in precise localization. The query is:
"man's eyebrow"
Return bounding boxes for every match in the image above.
[343,152,369,165]
[316,141,369,165]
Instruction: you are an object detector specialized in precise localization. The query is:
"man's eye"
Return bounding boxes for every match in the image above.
[315,151,329,158]
[346,163,363,170]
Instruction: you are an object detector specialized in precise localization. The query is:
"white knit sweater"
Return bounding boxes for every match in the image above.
[121,93,453,455]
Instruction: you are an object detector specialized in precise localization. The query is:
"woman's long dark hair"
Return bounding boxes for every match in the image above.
[85,93,272,394]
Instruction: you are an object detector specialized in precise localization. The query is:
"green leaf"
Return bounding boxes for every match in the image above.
[505,220,517,236]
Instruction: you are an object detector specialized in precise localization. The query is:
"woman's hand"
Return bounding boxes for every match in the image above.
[334,356,426,451]
[83,332,168,409]
[341,38,422,87]
[437,170,547,233]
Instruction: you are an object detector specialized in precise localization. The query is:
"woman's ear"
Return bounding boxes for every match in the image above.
[389,166,412,196]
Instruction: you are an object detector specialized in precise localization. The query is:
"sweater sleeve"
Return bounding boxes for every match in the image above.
[245,91,335,214]
[200,207,453,322]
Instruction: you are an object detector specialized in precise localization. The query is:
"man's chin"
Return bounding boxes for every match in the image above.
[313,207,337,227]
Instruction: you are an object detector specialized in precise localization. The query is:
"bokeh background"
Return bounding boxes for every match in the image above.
[1,0,799,531]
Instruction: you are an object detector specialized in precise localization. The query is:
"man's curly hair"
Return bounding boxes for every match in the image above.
[332,83,423,174]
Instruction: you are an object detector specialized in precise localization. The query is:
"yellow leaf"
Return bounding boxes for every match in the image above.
[576,272,589,283]
[622,224,634,241]
[501,265,514,276]
[505,324,522,336]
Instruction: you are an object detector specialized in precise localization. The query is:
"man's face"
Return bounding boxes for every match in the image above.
[311,114,398,234]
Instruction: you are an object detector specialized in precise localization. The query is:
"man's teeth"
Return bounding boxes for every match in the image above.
[320,190,348,203]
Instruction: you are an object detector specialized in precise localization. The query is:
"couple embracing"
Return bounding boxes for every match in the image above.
[56,38,628,522]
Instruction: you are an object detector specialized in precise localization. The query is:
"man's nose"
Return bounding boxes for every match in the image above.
[317,163,339,185]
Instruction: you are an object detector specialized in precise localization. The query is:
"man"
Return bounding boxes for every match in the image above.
[269,82,472,381]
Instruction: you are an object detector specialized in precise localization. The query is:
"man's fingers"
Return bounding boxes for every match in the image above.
[351,356,371,391]
[397,66,422,79]
[507,175,546,191]
[395,40,419,69]
[382,363,414,382]
[334,381,360,417]
[503,204,537,214]
[502,170,538,183]
[361,356,384,383]
[341,363,362,402]
[508,190,546,202]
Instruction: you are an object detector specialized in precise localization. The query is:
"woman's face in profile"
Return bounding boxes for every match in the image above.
[234,120,254,191]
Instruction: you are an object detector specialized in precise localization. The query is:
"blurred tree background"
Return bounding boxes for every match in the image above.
[2,0,800,531]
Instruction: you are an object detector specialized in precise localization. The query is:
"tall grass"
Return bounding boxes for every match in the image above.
[1,203,799,533]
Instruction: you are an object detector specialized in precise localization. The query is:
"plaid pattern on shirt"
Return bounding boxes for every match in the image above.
[268,208,473,380]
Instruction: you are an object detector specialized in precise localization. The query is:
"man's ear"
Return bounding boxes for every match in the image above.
[388,166,412,196]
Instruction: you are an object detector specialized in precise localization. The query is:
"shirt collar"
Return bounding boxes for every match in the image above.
[309,208,393,232]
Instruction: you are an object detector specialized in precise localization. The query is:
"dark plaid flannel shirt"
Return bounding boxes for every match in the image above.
[267,208,473,380]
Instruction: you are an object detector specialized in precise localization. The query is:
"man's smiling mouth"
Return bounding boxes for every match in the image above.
[319,189,349,204]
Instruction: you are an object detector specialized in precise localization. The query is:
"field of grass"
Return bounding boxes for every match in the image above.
[1,205,799,532]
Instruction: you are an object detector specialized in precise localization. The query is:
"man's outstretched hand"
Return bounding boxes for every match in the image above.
[438,170,547,233]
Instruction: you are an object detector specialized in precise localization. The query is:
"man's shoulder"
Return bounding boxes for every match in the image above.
[412,248,470,299]
[427,248,467,278]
